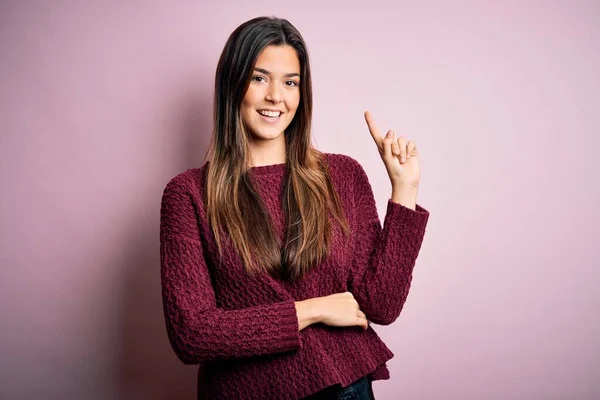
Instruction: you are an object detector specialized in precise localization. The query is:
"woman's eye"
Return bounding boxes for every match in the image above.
[286,81,299,87]
[252,76,266,82]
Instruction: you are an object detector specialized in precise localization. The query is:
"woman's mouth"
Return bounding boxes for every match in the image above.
[257,110,282,124]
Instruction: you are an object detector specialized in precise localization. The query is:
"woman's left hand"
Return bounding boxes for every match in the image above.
[364,110,421,188]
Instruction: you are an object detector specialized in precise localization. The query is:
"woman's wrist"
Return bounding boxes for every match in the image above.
[390,184,418,210]
[294,298,322,331]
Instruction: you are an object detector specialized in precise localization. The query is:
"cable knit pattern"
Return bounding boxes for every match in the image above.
[159,152,430,400]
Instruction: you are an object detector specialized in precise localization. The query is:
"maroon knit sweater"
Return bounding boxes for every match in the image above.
[159,152,430,400]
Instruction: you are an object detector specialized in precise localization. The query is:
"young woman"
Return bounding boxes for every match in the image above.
[159,16,430,400]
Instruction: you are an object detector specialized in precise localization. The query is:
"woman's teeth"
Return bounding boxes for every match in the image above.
[258,110,281,118]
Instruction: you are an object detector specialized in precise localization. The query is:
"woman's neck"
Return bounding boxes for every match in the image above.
[248,134,286,167]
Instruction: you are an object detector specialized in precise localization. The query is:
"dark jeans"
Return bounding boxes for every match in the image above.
[302,376,375,400]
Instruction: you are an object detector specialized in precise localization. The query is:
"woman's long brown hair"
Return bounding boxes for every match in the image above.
[202,16,350,282]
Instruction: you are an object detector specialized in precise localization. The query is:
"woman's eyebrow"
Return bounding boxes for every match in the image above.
[254,67,300,78]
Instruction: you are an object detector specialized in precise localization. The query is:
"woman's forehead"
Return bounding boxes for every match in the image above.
[254,45,300,75]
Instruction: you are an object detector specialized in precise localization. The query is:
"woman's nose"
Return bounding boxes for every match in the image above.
[265,83,283,104]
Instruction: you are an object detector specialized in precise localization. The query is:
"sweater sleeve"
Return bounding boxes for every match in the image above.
[159,176,301,364]
[347,159,430,325]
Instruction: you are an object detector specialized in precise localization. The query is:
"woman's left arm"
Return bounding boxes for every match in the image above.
[347,111,431,325]
[347,159,429,325]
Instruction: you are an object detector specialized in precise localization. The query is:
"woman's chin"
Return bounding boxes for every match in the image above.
[249,128,286,141]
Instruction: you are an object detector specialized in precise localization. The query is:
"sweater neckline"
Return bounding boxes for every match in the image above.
[249,162,287,176]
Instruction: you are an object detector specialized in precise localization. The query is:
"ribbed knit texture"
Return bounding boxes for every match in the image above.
[159,152,430,400]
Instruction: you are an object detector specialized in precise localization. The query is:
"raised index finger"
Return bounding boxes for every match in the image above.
[364,110,382,143]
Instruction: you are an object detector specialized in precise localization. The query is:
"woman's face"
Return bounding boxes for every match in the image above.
[241,44,301,143]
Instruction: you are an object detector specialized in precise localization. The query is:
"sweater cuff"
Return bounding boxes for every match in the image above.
[271,300,302,350]
[384,199,430,236]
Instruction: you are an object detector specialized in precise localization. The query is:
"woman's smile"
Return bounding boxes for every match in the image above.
[257,109,283,124]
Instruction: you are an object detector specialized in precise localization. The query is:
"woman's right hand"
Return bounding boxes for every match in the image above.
[315,291,369,330]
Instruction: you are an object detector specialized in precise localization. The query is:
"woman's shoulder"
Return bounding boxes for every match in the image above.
[322,152,365,179]
[161,164,207,198]
[323,151,361,167]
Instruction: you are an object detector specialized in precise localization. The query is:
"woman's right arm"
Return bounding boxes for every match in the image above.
[160,176,302,364]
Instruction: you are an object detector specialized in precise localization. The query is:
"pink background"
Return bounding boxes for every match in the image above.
[1,1,598,399]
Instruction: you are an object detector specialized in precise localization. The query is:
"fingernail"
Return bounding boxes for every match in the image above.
[386,131,392,138]
[401,157,406,162]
